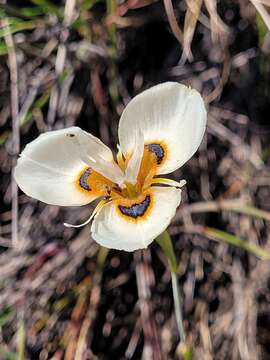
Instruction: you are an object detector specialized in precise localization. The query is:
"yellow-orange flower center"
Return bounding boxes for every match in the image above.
[75,142,168,219]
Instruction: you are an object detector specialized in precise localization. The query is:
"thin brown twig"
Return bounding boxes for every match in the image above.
[18,66,51,126]
[181,0,203,63]
[47,0,76,126]
[163,0,183,45]
[204,45,231,104]
[177,198,270,221]
[0,236,12,248]
[134,249,164,360]
[74,272,102,360]
[4,17,20,250]
[125,317,142,359]
[204,0,229,42]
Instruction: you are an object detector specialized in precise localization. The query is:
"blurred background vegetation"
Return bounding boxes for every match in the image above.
[0,0,270,359]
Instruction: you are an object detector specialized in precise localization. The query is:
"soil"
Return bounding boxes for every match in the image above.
[0,0,270,359]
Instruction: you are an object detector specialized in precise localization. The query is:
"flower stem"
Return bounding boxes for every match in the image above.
[156,230,186,342]
[97,246,109,272]
[171,271,186,342]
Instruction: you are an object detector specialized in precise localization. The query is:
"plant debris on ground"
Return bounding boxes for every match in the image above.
[0,0,270,359]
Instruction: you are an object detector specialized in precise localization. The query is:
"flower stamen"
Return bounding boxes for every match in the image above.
[150,178,186,188]
[124,181,139,199]
[64,199,109,228]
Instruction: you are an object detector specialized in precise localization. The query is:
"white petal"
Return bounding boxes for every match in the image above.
[124,129,144,184]
[14,127,116,206]
[14,157,97,206]
[91,186,181,251]
[118,82,207,174]
[84,156,124,186]
[65,128,125,185]
[19,127,113,174]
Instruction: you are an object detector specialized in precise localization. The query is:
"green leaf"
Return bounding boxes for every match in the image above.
[0,19,39,39]
[0,348,17,360]
[157,231,188,347]
[80,0,102,11]
[20,6,47,17]
[0,306,15,327]
[156,230,177,273]
[178,342,193,360]
[0,132,9,145]
[28,0,62,16]
[205,227,270,260]
[256,12,268,48]
[20,91,51,127]
[97,246,109,272]
[0,41,8,55]
[226,204,270,222]
[17,319,26,360]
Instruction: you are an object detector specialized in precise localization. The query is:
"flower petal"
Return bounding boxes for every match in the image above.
[118,82,207,174]
[20,127,114,174]
[124,129,144,184]
[91,186,182,251]
[14,127,116,206]
[64,128,125,185]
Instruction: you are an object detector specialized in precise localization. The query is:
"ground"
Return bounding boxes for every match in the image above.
[0,0,270,359]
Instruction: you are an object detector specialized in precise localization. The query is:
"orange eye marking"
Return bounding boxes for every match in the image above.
[136,150,156,189]
[116,192,154,222]
[75,166,115,196]
[135,140,168,189]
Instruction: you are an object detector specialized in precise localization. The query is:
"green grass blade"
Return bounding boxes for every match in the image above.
[0,20,40,39]
[0,306,15,327]
[233,205,270,221]
[156,230,177,273]
[157,232,185,336]
[28,0,62,16]
[0,40,8,55]
[0,349,17,360]
[205,227,270,260]
[17,319,26,360]
[80,0,102,11]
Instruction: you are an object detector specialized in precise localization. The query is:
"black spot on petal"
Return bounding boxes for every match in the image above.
[146,143,164,164]
[79,168,92,191]
[119,195,151,218]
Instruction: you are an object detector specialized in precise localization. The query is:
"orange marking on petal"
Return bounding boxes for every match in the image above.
[135,140,168,190]
[145,140,168,166]
[137,149,157,190]
[75,166,115,197]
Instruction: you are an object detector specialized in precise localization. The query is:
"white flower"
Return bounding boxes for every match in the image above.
[14,82,207,251]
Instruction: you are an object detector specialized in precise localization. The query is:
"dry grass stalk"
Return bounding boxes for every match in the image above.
[135,250,164,360]
[204,0,229,42]
[163,0,183,45]
[3,18,20,250]
[47,0,77,126]
[182,0,203,62]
